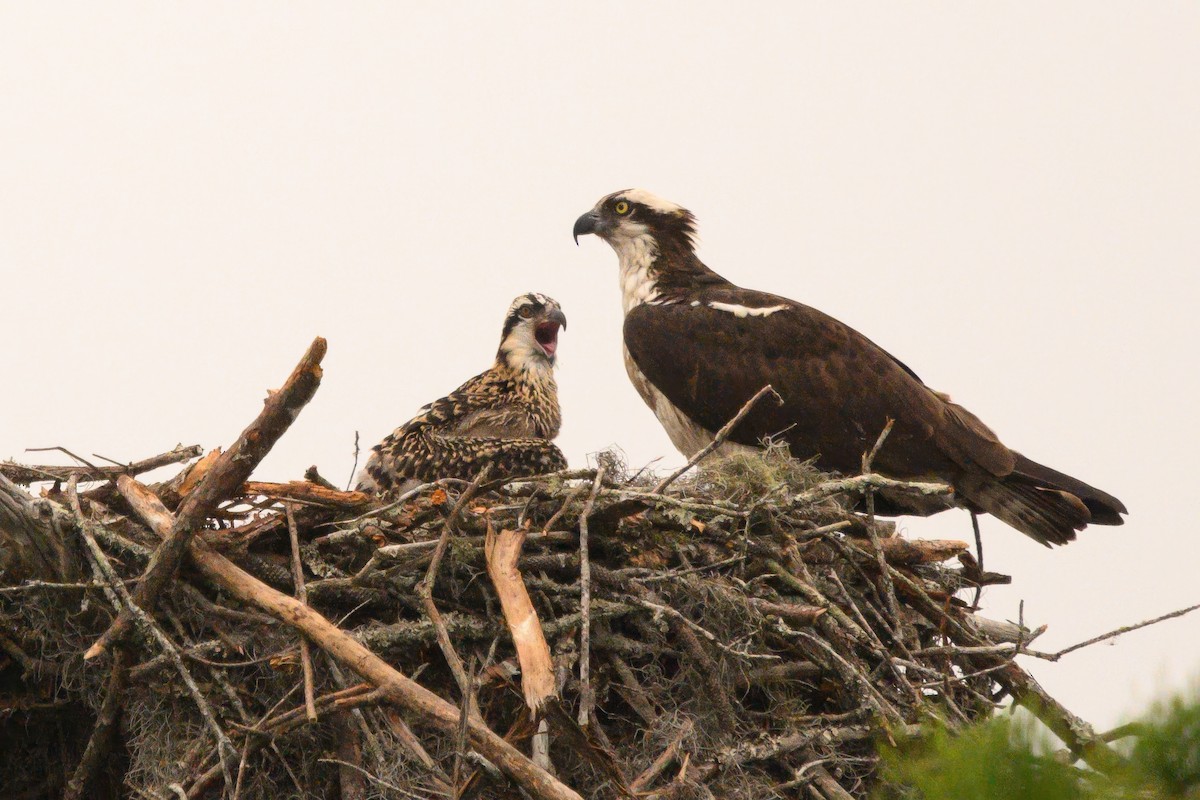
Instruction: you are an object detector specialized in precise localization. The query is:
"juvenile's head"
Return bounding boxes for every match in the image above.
[573,189,698,253]
[497,293,567,371]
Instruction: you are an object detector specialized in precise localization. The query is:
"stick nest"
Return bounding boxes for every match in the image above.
[1,442,1054,800]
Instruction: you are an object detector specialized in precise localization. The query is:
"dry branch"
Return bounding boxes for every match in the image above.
[1,443,202,486]
[484,524,555,712]
[85,338,328,660]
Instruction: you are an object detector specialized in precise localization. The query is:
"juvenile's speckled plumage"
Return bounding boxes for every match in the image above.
[356,293,567,496]
[574,189,1127,546]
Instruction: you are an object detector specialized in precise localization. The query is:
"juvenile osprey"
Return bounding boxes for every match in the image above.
[356,293,568,496]
[573,189,1127,546]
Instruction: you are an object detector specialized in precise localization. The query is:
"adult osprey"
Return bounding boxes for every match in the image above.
[573,189,1126,546]
[356,293,568,496]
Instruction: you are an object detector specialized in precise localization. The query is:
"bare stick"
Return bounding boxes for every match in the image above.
[86,337,327,660]
[286,503,318,723]
[243,481,371,509]
[1044,602,1200,661]
[1,444,203,486]
[418,466,492,720]
[540,483,587,536]
[791,473,953,506]
[578,466,605,727]
[117,475,584,800]
[653,384,779,494]
[860,420,904,643]
[347,430,361,492]
[630,720,692,793]
[451,657,477,799]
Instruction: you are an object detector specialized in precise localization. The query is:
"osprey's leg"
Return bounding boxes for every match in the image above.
[970,511,984,610]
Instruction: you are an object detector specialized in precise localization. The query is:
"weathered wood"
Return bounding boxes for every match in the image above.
[243,480,371,509]
[85,338,327,660]
[0,473,80,584]
[485,525,556,712]
[849,536,970,566]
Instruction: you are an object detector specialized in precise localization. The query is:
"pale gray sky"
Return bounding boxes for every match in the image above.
[3,3,1197,731]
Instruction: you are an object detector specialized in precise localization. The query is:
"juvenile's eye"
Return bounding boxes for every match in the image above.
[518,306,534,319]
[614,200,630,215]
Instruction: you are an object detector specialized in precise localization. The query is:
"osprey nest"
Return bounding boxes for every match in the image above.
[0,338,1134,800]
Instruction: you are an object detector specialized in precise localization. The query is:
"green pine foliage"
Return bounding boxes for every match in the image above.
[877,687,1200,800]
[1130,694,1200,797]
[877,716,1082,800]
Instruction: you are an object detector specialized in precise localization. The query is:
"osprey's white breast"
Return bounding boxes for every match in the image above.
[621,343,757,460]
[611,225,757,460]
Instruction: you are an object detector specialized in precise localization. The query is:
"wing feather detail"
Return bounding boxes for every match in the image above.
[623,293,1015,480]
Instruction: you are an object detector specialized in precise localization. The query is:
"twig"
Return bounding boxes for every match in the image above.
[347,430,361,492]
[540,482,587,535]
[578,466,605,727]
[452,657,477,799]
[1,444,202,486]
[286,503,317,723]
[653,384,780,494]
[791,473,953,506]
[318,759,440,800]
[1043,602,1200,661]
[418,466,492,721]
[859,420,904,644]
[630,598,779,661]
[630,720,692,793]
[23,446,99,470]
[0,579,132,594]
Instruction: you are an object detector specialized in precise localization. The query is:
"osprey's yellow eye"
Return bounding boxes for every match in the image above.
[518,306,534,319]
[614,200,630,215]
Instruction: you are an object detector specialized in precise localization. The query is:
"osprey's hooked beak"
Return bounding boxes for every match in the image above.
[573,210,602,244]
[534,307,567,360]
[543,307,567,331]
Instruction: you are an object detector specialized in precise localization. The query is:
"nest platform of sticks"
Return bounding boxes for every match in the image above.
[0,338,1171,800]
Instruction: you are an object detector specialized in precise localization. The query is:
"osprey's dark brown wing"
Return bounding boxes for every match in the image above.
[623,291,1014,481]
[623,291,1127,546]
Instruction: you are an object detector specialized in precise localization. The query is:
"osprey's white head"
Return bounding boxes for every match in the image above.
[496,292,567,372]
[572,189,696,249]
[573,189,702,313]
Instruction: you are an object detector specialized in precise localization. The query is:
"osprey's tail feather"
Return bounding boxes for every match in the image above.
[957,457,1127,547]
[1009,453,1128,525]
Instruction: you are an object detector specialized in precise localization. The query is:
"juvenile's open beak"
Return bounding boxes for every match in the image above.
[534,308,566,360]
[573,210,601,244]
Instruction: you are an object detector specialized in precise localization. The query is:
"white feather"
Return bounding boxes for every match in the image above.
[618,188,686,216]
[606,219,662,313]
[707,301,790,318]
